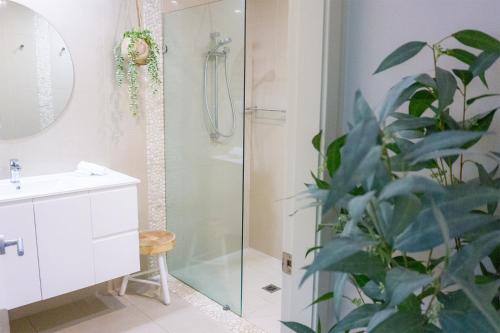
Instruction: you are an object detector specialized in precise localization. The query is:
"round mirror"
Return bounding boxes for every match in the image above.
[0,0,74,140]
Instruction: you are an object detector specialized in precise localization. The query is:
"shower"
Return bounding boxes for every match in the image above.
[203,32,236,140]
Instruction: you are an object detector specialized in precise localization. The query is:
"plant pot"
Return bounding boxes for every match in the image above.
[121,37,150,65]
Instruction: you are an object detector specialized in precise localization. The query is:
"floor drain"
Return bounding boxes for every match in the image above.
[262,284,281,293]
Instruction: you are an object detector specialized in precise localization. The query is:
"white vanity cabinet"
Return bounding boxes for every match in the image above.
[0,201,41,309]
[0,171,140,309]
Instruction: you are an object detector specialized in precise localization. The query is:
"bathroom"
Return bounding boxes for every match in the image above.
[1,1,500,333]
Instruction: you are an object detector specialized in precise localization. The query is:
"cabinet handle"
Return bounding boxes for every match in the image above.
[0,235,24,256]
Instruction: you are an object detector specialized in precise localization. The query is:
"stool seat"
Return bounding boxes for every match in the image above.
[140,230,176,255]
[119,230,176,305]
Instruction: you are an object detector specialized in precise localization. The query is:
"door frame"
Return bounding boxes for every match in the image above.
[281,0,344,330]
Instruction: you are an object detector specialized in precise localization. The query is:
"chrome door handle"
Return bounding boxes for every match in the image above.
[0,235,24,256]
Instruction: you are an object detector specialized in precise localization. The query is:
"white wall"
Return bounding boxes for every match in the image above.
[0,0,148,226]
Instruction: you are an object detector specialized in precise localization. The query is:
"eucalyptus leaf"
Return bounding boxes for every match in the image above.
[311,291,333,306]
[332,273,347,321]
[403,130,484,162]
[452,30,500,52]
[374,41,427,74]
[281,322,316,333]
[378,175,444,200]
[385,267,433,307]
[436,67,457,112]
[452,69,473,86]
[470,51,500,77]
[352,90,376,125]
[330,304,382,333]
[396,212,498,252]
[444,48,476,64]
[385,195,421,244]
[302,237,374,283]
[438,290,498,333]
[378,75,431,122]
[370,311,427,333]
[466,93,500,106]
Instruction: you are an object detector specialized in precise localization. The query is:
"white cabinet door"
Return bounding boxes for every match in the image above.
[34,194,94,299]
[94,231,140,284]
[0,201,42,309]
[90,187,138,238]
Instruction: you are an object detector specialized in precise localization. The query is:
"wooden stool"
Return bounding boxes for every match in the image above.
[119,230,176,305]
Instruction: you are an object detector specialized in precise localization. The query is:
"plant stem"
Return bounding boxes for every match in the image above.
[460,85,467,182]
[426,249,434,269]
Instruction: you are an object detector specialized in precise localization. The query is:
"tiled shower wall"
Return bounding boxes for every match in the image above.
[245,0,288,259]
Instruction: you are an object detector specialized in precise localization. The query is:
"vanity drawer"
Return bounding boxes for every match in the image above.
[90,186,138,238]
[93,231,140,284]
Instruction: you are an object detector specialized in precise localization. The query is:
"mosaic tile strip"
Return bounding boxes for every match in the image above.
[168,276,268,333]
[143,0,166,234]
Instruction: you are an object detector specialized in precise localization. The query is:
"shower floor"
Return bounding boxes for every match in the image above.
[171,248,282,332]
[242,248,282,333]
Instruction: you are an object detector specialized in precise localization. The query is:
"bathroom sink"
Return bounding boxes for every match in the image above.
[0,170,139,203]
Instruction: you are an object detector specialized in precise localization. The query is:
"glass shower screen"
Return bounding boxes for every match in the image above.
[163,0,245,315]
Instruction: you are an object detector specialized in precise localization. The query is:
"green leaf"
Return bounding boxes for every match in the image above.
[370,311,427,333]
[310,291,333,306]
[470,51,500,77]
[312,130,322,152]
[460,109,497,149]
[325,135,346,177]
[385,267,433,307]
[444,48,476,64]
[466,93,500,106]
[409,90,436,117]
[379,175,444,200]
[302,237,374,283]
[403,130,484,162]
[453,30,500,52]
[311,172,330,190]
[439,290,498,333]
[330,304,382,333]
[305,246,322,258]
[436,67,457,112]
[281,322,315,333]
[393,256,427,274]
[397,294,422,313]
[374,41,427,74]
[452,69,473,86]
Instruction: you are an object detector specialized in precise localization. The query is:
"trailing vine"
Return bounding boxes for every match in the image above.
[114,29,161,116]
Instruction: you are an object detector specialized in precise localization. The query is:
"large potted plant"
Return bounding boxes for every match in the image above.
[114,0,161,116]
[284,29,500,332]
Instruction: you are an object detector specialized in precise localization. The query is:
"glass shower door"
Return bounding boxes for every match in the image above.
[163,0,245,315]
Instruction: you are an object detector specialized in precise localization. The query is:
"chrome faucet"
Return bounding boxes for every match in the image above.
[9,159,21,184]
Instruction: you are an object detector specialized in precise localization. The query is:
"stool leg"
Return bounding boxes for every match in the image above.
[157,254,171,305]
[119,275,129,296]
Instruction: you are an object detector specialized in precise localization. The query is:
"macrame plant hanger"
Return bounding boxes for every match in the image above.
[135,0,143,28]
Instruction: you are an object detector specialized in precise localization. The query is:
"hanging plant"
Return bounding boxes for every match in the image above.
[114,0,161,116]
